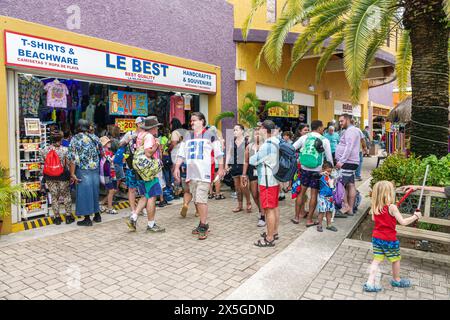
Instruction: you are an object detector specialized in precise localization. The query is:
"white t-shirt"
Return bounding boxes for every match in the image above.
[177,129,224,183]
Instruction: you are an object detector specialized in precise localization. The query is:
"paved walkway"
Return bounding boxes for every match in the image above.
[300,239,450,300]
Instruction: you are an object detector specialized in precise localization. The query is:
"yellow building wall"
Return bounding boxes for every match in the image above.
[236,43,369,127]
[0,16,221,234]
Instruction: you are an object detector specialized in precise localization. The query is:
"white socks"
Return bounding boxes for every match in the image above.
[130,212,138,221]
[148,220,155,228]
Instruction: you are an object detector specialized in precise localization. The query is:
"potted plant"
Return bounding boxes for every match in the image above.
[0,165,34,235]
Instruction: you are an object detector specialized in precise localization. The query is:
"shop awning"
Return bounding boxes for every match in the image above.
[387,96,412,123]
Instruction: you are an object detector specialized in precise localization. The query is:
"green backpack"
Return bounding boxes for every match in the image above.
[132,134,162,181]
[300,134,324,169]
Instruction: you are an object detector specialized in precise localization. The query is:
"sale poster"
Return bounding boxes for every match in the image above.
[109,90,148,116]
[115,119,137,133]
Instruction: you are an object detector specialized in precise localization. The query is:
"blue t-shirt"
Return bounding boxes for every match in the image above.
[114,146,125,165]
[324,132,340,153]
[319,175,334,197]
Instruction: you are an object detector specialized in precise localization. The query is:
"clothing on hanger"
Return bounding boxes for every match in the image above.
[170,95,185,124]
[18,74,44,117]
[44,80,69,109]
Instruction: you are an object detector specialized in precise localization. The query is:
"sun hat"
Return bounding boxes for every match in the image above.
[141,116,162,130]
[100,136,111,147]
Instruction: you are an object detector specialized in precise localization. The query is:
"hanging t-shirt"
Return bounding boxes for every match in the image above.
[184,95,192,111]
[177,129,223,183]
[85,104,96,123]
[170,95,185,124]
[19,75,44,116]
[44,81,69,109]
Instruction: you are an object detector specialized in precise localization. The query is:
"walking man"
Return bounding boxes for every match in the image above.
[335,114,362,216]
[126,116,165,233]
[251,120,281,247]
[174,112,224,240]
[293,120,333,227]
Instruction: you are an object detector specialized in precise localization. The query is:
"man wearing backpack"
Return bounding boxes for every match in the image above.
[293,120,333,228]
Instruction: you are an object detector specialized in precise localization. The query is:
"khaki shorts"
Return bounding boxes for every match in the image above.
[189,180,210,204]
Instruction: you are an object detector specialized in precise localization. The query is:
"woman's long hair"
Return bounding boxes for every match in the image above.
[371,181,395,215]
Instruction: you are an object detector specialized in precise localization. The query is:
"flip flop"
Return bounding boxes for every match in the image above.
[291,218,300,224]
[232,208,243,213]
[306,222,319,227]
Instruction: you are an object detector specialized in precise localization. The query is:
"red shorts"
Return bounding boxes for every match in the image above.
[259,185,280,209]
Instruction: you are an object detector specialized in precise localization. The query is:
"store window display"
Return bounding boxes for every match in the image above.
[19,74,44,117]
[44,79,69,109]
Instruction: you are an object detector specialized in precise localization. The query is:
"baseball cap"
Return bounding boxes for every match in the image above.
[135,117,145,125]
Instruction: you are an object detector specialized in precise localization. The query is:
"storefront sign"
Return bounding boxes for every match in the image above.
[334,100,362,117]
[109,90,148,116]
[24,118,41,136]
[268,105,299,118]
[342,103,353,114]
[5,31,217,93]
[22,143,40,151]
[26,202,42,211]
[115,118,137,133]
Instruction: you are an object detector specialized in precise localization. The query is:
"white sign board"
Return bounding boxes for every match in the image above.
[4,31,217,93]
[334,100,362,117]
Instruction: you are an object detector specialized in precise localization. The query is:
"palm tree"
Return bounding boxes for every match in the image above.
[213,111,236,128]
[243,0,449,158]
[239,92,288,128]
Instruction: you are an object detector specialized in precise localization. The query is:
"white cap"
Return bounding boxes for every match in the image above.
[135,117,145,124]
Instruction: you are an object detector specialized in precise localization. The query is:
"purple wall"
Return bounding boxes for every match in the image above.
[0,0,237,126]
[369,82,394,107]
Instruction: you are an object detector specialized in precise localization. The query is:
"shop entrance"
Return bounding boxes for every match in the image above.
[12,71,200,223]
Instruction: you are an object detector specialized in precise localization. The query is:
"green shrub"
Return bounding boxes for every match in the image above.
[417,222,441,232]
[371,153,450,188]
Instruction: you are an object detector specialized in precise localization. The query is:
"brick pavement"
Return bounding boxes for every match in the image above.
[0,193,306,300]
[300,241,450,300]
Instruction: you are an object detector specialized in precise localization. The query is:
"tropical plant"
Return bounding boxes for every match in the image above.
[213,111,235,128]
[238,92,288,128]
[0,165,34,219]
[243,0,449,158]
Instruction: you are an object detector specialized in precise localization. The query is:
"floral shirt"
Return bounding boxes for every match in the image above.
[68,133,102,170]
[19,75,44,117]
[40,145,69,168]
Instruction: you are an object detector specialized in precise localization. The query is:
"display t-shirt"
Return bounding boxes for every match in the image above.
[177,129,223,183]
[170,95,185,124]
[44,81,69,109]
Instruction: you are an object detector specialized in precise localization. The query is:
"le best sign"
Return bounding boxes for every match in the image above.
[4,31,216,93]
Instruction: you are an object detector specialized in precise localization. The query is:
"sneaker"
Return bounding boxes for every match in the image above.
[257,219,266,227]
[65,215,75,225]
[192,223,209,235]
[278,195,286,201]
[146,224,166,233]
[126,217,137,231]
[157,201,166,208]
[77,218,93,227]
[53,216,62,225]
[107,209,118,215]
[197,224,209,240]
[180,205,188,218]
[100,205,107,213]
[93,213,102,223]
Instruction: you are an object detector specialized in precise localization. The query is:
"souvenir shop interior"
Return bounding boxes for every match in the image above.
[385,122,408,155]
[17,72,199,221]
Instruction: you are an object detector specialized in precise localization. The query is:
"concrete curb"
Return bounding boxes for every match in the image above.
[226,179,372,300]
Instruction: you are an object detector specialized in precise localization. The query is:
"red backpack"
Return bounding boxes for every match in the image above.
[43,149,64,177]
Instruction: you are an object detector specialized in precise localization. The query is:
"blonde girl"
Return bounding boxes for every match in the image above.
[364,181,422,292]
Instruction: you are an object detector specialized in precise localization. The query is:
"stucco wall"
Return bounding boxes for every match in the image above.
[0,0,236,125]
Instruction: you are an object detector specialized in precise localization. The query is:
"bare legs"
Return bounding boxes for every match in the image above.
[233,176,251,212]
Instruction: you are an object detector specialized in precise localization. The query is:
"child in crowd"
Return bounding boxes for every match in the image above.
[99,136,118,214]
[317,161,338,232]
[363,180,422,292]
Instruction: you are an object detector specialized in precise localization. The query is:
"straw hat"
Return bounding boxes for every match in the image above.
[100,136,111,147]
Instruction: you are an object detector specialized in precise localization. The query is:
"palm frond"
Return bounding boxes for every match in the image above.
[214,112,235,128]
[396,29,412,100]
[242,0,267,41]
[344,0,393,102]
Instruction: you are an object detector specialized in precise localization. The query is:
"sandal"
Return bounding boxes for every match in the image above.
[208,194,215,199]
[326,225,338,232]
[316,225,323,232]
[391,278,411,288]
[363,283,382,292]
[291,218,299,224]
[232,207,243,213]
[260,232,279,240]
[254,237,275,247]
[215,194,226,200]
[306,221,319,228]
[246,205,252,213]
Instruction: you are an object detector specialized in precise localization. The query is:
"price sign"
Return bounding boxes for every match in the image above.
[24,182,41,191]
[26,163,41,171]
[23,143,39,151]
[115,119,136,133]
[109,90,148,116]
[268,105,299,118]
[26,202,41,211]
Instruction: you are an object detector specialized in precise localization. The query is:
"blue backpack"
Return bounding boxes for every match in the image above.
[268,140,297,183]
